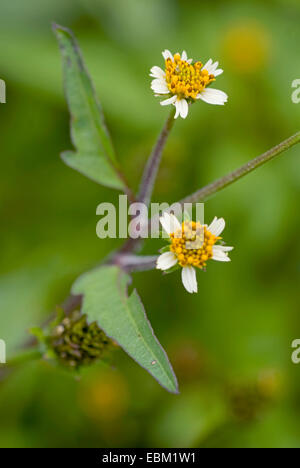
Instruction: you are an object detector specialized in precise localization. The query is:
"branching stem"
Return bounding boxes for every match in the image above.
[15,132,300,355]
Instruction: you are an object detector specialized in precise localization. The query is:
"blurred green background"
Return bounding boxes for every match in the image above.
[0,0,300,448]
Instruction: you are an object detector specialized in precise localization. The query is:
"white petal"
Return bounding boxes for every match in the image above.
[152,86,170,95]
[174,99,189,119]
[213,69,223,77]
[210,61,219,73]
[181,51,193,64]
[150,66,165,79]
[181,266,198,293]
[151,77,168,88]
[162,49,173,61]
[174,100,180,119]
[181,50,187,61]
[212,247,231,262]
[156,252,178,270]
[198,88,228,105]
[202,58,213,72]
[208,217,225,236]
[160,95,177,106]
[202,59,223,77]
[169,213,181,233]
[213,245,234,252]
[174,100,182,119]
[180,99,189,118]
[159,212,171,234]
[151,78,169,94]
[159,212,181,235]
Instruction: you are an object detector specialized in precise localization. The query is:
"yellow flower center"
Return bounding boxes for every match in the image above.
[165,53,215,100]
[170,221,219,268]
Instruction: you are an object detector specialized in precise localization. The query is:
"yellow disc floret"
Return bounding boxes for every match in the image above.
[170,221,220,269]
[165,53,215,100]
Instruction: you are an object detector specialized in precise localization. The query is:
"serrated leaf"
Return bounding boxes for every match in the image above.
[72,265,178,394]
[53,24,125,190]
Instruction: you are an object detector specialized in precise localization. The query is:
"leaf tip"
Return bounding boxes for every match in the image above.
[51,22,59,31]
[51,22,64,37]
[166,377,180,395]
[52,23,74,41]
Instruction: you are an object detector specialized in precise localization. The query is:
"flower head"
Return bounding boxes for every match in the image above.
[156,213,233,293]
[150,50,228,119]
[49,311,113,368]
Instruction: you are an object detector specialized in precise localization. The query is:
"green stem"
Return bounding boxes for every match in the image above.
[138,108,176,206]
[180,131,300,204]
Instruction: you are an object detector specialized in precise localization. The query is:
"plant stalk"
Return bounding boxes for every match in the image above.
[181,131,300,204]
[138,108,176,206]
[114,254,158,272]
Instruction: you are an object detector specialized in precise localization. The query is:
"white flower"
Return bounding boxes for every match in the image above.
[150,50,228,119]
[156,213,233,294]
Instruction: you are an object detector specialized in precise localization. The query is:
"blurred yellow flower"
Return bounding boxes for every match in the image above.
[222,23,270,73]
[79,370,129,423]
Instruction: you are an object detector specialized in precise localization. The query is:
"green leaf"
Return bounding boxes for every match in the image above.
[53,24,126,191]
[29,327,46,343]
[72,265,178,394]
